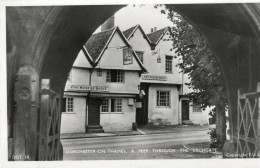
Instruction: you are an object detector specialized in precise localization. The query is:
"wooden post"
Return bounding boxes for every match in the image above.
[257,82,260,154]
[216,104,226,146]
[13,66,39,161]
[38,79,50,160]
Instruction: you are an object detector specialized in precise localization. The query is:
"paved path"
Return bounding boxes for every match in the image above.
[62,130,212,160]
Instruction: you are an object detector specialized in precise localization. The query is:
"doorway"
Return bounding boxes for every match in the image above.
[87,98,101,126]
[182,100,190,121]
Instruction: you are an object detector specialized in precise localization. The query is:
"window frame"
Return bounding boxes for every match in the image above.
[156,90,171,108]
[66,97,74,113]
[100,98,109,112]
[165,55,173,73]
[135,50,144,64]
[106,69,125,83]
[100,98,123,113]
[192,104,202,113]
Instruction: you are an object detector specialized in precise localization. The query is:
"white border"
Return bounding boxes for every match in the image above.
[1,1,260,168]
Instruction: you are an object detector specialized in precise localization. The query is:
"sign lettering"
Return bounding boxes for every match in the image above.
[142,75,167,81]
[67,85,108,92]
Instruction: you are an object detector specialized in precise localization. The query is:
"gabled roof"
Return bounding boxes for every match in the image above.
[147,27,170,45]
[82,26,147,72]
[83,27,115,62]
[123,24,152,46]
[123,25,137,39]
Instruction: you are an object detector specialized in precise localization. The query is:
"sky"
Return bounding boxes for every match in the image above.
[94,5,173,34]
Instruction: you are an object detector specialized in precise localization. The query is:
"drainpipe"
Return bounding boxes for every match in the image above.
[181,71,184,95]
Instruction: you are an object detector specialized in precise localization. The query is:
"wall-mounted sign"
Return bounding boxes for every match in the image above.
[123,48,133,65]
[142,75,167,81]
[67,85,108,92]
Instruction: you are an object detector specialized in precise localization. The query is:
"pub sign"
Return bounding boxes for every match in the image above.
[123,48,133,65]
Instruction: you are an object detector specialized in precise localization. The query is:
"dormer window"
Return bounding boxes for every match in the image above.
[135,51,144,64]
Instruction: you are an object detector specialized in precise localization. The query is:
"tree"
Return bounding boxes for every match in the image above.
[160,7,228,147]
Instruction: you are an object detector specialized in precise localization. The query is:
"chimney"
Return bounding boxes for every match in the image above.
[151,28,153,33]
[101,15,115,32]
[154,27,157,31]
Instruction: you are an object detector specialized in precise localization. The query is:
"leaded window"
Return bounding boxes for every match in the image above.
[165,56,173,73]
[156,91,170,107]
[66,97,74,112]
[106,70,124,83]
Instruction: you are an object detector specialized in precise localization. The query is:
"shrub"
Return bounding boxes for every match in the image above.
[208,128,224,150]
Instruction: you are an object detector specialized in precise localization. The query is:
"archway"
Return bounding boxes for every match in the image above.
[6,4,260,160]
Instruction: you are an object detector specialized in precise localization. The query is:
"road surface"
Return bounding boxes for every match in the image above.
[61,130,215,160]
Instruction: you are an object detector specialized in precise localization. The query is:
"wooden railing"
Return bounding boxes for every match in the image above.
[237,83,260,157]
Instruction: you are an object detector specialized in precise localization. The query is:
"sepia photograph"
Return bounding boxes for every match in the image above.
[1,1,260,168]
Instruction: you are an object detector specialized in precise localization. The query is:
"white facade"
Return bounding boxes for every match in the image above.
[148,84,180,125]
[61,27,143,134]
[61,25,211,135]
[60,96,86,134]
[126,26,210,125]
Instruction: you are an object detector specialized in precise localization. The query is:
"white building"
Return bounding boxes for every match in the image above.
[61,17,211,134]
[123,25,211,126]
[60,26,146,134]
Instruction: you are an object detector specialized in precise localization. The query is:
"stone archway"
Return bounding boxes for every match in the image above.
[6,4,260,160]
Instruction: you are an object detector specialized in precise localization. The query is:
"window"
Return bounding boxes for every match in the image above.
[193,105,201,113]
[165,56,173,73]
[156,91,170,107]
[101,99,109,112]
[97,69,102,76]
[100,98,123,112]
[135,51,144,64]
[106,70,124,83]
[112,99,122,112]
[66,97,74,112]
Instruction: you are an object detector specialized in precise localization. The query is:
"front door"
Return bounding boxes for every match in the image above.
[87,98,101,125]
[182,100,190,121]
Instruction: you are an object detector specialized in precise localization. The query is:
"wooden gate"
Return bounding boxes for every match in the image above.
[38,79,62,160]
[237,83,260,157]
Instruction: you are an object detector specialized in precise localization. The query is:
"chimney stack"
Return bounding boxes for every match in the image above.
[101,15,115,32]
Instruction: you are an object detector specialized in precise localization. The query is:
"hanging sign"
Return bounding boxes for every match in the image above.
[67,85,109,92]
[123,48,133,65]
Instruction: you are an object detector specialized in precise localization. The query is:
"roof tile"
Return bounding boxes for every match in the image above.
[84,27,115,62]
[147,27,169,44]
[123,25,138,39]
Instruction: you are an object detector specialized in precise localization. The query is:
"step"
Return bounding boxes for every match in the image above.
[182,120,194,125]
[88,129,104,133]
[88,125,103,129]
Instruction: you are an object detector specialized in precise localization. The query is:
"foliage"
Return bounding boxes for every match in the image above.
[157,6,228,110]
[208,128,224,150]
[155,5,228,145]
